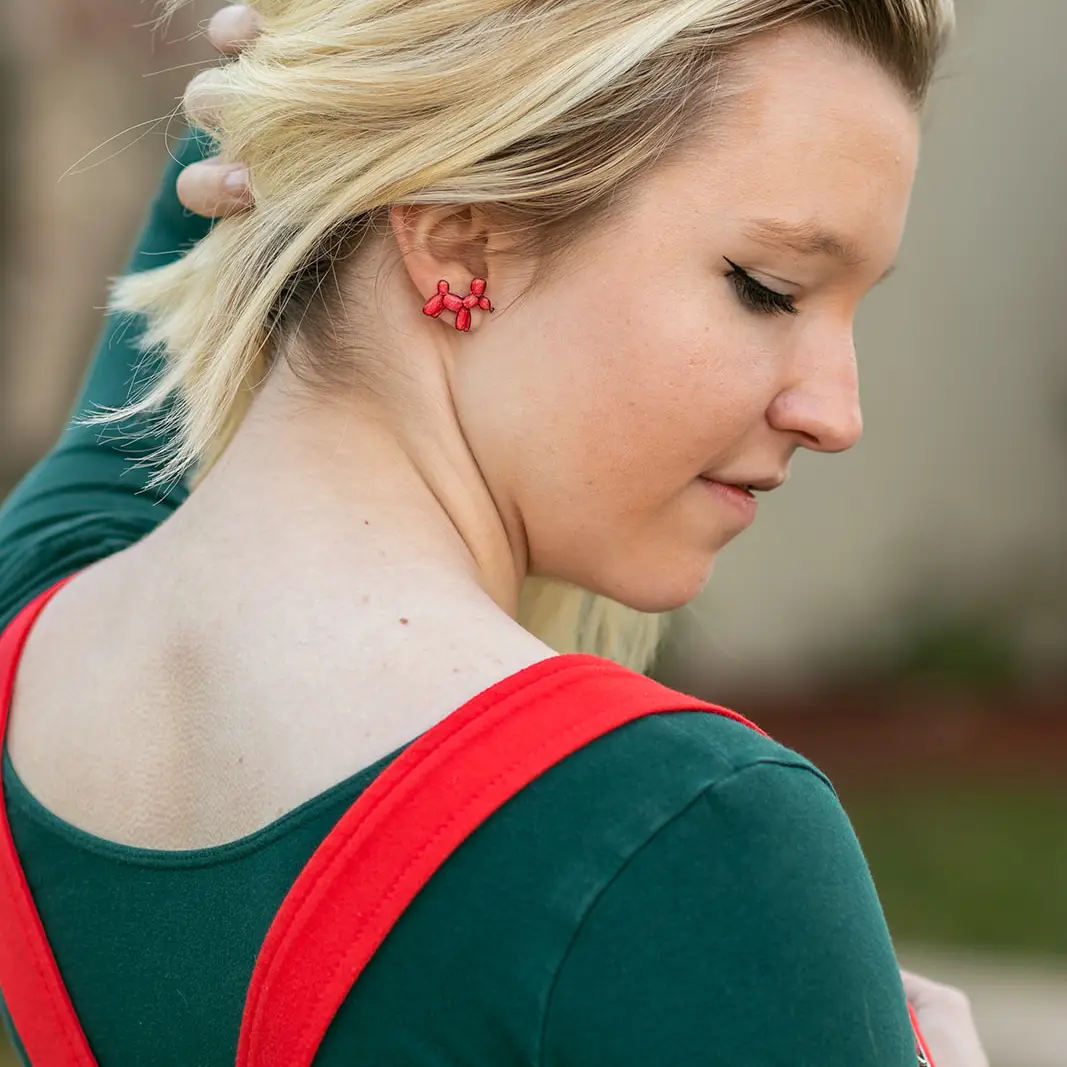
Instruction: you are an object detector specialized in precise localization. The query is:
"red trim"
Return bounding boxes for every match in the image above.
[237,653,763,1067]
[0,576,97,1067]
[909,1002,937,1067]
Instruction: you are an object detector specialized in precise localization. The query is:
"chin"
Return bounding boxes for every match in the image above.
[602,553,719,615]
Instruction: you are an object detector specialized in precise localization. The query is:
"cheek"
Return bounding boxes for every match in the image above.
[556,290,777,484]
[499,283,776,510]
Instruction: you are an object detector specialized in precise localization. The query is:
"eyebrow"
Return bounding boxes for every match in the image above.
[741,217,896,282]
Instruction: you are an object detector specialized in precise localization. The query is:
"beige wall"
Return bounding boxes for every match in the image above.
[660,0,1067,698]
[0,0,211,481]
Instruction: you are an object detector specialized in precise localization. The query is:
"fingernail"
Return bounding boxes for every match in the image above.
[215,5,248,31]
[223,168,250,197]
[186,69,214,94]
[211,5,261,47]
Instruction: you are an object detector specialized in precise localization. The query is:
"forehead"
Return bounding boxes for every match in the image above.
[647,25,921,266]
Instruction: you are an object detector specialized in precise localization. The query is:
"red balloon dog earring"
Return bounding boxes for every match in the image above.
[421,278,493,332]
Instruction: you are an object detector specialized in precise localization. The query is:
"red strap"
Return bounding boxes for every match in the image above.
[237,653,766,1067]
[0,576,97,1067]
[910,1003,937,1067]
[0,579,935,1067]
[238,651,937,1067]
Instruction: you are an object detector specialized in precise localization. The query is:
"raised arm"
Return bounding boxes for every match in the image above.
[0,6,261,627]
[0,130,214,626]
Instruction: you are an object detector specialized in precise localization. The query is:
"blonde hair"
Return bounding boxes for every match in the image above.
[106,0,953,672]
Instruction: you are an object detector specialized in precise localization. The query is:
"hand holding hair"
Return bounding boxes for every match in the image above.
[175,5,261,218]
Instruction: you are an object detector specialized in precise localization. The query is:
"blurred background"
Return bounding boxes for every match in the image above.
[0,1,1064,1065]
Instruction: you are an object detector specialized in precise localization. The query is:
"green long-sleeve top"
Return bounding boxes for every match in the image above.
[0,132,922,1066]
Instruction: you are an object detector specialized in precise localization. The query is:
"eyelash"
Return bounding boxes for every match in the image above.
[723,257,798,316]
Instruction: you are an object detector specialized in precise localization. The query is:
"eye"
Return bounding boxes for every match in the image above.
[723,257,798,316]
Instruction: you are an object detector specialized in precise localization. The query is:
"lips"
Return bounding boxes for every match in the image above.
[699,477,754,497]
[697,476,758,525]
[699,473,786,493]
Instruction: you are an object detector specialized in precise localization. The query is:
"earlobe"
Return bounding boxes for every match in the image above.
[390,204,495,330]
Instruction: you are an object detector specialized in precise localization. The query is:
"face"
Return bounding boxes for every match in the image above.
[451,25,921,613]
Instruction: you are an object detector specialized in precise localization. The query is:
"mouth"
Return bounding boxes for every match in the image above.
[699,473,786,493]
[696,476,760,525]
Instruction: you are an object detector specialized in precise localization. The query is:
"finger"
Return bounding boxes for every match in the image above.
[900,968,937,1006]
[176,160,253,219]
[183,69,229,132]
[901,971,989,1067]
[208,5,262,56]
[901,969,970,1013]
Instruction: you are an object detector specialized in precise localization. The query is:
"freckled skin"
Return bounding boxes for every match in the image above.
[443,26,919,612]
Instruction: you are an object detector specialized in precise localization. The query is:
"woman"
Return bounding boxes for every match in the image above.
[0,1,989,1064]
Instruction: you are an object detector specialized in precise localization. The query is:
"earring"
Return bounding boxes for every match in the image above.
[421,278,493,332]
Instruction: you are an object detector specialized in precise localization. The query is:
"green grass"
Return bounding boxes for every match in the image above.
[841,779,1067,959]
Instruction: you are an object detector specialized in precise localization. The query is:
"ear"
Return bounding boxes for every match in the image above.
[389,204,496,331]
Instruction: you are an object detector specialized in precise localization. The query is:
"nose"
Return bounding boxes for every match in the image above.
[766,334,863,454]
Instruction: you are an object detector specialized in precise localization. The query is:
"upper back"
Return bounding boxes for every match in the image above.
[4,542,556,850]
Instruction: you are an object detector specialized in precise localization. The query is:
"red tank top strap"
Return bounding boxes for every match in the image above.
[0,575,98,1067]
[236,654,935,1067]
[236,654,766,1067]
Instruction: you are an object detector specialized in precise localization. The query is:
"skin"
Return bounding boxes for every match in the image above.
[12,8,991,1063]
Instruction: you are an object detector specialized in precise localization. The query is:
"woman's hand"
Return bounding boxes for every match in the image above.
[902,969,990,1067]
[175,4,261,218]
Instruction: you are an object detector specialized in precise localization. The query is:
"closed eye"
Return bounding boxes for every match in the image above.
[723,257,798,316]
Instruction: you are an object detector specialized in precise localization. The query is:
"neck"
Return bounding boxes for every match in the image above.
[162,363,528,619]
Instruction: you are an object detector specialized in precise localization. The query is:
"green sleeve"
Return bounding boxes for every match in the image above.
[0,129,215,627]
[541,761,918,1067]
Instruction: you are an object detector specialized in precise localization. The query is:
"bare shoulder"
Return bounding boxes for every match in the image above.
[5,551,201,845]
[5,549,556,851]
